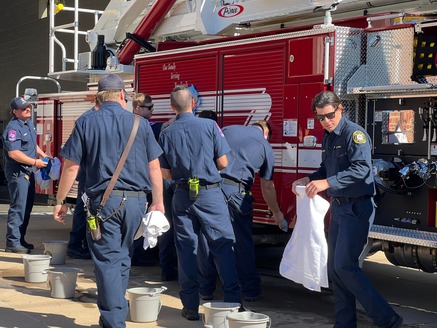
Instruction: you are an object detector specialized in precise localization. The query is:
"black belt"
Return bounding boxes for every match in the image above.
[176,182,220,190]
[222,178,249,192]
[332,195,372,204]
[111,190,149,198]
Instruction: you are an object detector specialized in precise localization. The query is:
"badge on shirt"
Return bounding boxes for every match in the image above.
[352,131,366,144]
[7,130,17,141]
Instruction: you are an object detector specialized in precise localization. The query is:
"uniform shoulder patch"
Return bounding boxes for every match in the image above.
[352,130,366,144]
[215,123,225,137]
[7,130,17,141]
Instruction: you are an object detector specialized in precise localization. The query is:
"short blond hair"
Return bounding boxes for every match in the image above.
[96,90,121,104]
[132,93,152,108]
[170,86,193,113]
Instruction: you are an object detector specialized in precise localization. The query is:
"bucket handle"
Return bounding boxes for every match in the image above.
[267,317,272,328]
[26,257,51,268]
[60,271,77,287]
[149,286,167,296]
[44,270,77,289]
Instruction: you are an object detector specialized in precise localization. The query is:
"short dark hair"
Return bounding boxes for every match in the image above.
[198,110,217,122]
[311,91,341,112]
[252,120,272,140]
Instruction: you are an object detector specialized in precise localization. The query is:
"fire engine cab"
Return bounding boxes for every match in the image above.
[28,0,437,272]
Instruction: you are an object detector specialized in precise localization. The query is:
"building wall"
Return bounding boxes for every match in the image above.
[0,0,108,126]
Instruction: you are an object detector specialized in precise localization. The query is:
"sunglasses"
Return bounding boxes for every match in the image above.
[139,104,154,110]
[315,108,337,122]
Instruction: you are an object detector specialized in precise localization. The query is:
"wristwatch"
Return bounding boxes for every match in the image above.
[56,199,66,206]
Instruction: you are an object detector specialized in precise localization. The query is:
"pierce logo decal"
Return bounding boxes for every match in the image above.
[218,5,244,18]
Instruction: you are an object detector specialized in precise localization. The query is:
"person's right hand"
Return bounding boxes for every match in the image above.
[148,201,165,215]
[53,204,68,224]
[35,158,49,169]
[291,177,310,195]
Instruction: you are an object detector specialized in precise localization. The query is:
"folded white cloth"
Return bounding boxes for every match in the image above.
[279,186,330,292]
[49,157,61,180]
[134,211,169,250]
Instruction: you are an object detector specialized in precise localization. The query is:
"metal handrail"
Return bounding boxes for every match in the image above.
[48,0,103,73]
[16,76,62,97]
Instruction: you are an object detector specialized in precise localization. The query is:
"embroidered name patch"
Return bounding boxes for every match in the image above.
[352,131,366,144]
[8,130,17,141]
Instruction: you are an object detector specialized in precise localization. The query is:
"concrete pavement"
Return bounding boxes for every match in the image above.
[0,204,344,328]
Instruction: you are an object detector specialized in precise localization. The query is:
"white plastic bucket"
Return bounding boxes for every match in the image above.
[127,286,167,322]
[226,312,271,328]
[47,267,79,298]
[202,302,241,328]
[43,240,68,265]
[22,254,51,283]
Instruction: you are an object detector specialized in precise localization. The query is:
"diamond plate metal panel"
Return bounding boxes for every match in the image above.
[332,27,363,99]
[347,27,416,92]
[369,224,437,248]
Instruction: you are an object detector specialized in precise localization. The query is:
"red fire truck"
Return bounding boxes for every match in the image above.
[29,0,437,271]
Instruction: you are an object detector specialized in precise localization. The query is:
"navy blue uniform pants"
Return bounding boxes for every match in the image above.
[68,182,87,251]
[159,180,177,275]
[198,183,260,298]
[329,198,396,328]
[173,185,241,311]
[5,170,35,247]
[87,192,147,328]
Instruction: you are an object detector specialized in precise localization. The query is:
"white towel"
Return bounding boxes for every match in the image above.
[279,186,330,292]
[134,211,170,250]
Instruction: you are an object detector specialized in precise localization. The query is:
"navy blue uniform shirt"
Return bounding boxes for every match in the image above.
[60,101,162,196]
[2,117,37,173]
[150,121,164,141]
[159,112,230,183]
[220,125,275,189]
[308,115,375,198]
[76,107,97,185]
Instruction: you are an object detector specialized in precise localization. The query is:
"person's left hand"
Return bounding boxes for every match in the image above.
[305,179,330,198]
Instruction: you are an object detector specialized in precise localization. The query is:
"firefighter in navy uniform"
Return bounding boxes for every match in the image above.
[132,93,163,140]
[67,99,99,260]
[292,91,403,328]
[159,86,241,321]
[198,120,286,302]
[132,92,178,279]
[3,97,49,254]
[53,74,164,328]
